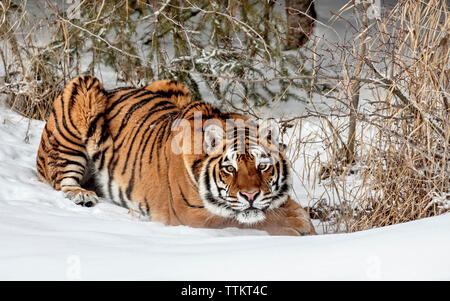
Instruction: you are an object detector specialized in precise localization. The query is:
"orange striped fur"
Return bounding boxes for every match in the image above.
[36,75,316,235]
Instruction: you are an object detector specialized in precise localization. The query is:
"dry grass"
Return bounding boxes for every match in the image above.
[350,0,449,231]
[287,0,449,233]
[1,0,70,120]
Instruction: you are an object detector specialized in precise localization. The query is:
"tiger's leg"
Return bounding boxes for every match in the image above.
[257,198,317,236]
[36,75,108,207]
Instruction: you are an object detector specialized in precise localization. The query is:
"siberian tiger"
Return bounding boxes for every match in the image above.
[36,75,316,236]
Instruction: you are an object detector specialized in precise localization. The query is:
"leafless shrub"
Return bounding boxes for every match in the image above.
[292,0,449,233]
[0,0,327,120]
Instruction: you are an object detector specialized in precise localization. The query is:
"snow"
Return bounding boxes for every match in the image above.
[0,105,449,281]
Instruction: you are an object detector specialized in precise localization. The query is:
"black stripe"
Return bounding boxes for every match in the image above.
[116,96,167,141]
[180,102,206,120]
[122,102,176,175]
[125,166,135,200]
[37,155,46,164]
[203,158,214,201]
[134,106,178,175]
[56,149,88,162]
[138,120,162,176]
[106,86,135,95]
[191,159,203,183]
[212,164,221,190]
[55,159,86,169]
[107,167,114,200]
[155,116,174,171]
[92,151,101,162]
[118,188,127,207]
[99,120,111,144]
[51,109,85,148]
[59,169,84,176]
[85,76,99,90]
[107,153,120,199]
[105,89,153,118]
[148,120,168,165]
[87,112,105,138]
[36,160,45,172]
[98,147,109,170]
[179,185,204,209]
[66,83,82,136]
[139,202,150,216]
[165,152,183,224]
[44,127,83,154]
[61,85,83,140]
[105,89,152,124]
[281,157,288,179]
[112,95,163,140]
[202,155,221,194]
[274,161,281,191]
[153,88,186,99]
[217,166,226,185]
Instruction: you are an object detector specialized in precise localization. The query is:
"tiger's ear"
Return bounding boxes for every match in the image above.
[259,119,280,144]
[204,123,224,154]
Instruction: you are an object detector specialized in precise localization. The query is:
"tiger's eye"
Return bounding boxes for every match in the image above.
[224,165,235,174]
[258,164,268,171]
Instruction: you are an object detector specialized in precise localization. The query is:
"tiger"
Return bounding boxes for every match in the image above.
[36,75,316,236]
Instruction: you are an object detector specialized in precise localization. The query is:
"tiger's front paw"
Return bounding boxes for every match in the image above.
[265,216,317,236]
[289,207,317,236]
[262,206,317,236]
[281,216,317,236]
[63,188,99,207]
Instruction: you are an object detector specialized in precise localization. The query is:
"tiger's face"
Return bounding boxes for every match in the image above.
[198,120,292,225]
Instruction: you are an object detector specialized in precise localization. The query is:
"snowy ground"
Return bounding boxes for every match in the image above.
[1,106,449,281]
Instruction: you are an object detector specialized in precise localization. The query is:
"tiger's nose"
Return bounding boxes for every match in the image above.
[239,190,261,202]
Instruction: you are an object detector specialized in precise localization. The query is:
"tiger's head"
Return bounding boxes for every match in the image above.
[196,117,292,225]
